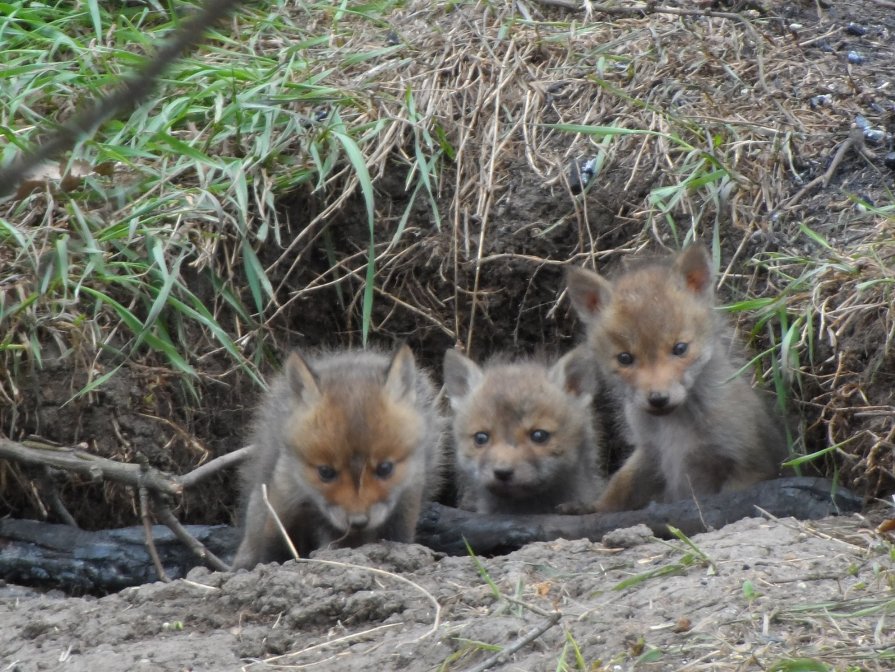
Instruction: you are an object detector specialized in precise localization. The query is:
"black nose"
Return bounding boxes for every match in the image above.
[348,514,369,529]
[493,467,514,482]
[648,392,669,409]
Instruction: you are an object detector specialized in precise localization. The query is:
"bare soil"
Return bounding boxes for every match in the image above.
[3,515,892,671]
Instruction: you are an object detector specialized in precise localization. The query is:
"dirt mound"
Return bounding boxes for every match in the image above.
[3,514,891,671]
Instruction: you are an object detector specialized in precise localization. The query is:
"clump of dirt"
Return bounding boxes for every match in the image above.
[0,348,247,527]
[2,514,892,671]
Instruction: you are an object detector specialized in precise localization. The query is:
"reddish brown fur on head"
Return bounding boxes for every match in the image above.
[566,244,718,412]
[232,345,442,568]
[292,389,420,516]
[284,346,424,529]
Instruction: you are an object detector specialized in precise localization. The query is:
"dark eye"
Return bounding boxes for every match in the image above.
[672,342,688,356]
[317,465,337,483]
[374,461,394,479]
[530,429,551,443]
[617,352,634,366]
[473,432,490,446]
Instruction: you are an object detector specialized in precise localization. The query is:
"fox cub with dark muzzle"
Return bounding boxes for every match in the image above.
[232,345,445,569]
[565,243,788,512]
[443,348,605,515]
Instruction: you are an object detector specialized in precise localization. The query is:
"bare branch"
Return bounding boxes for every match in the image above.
[466,611,562,672]
[141,486,170,583]
[179,445,253,489]
[153,496,231,572]
[0,439,183,496]
[0,437,239,572]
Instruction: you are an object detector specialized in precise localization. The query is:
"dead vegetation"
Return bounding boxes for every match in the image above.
[0,0,893,528]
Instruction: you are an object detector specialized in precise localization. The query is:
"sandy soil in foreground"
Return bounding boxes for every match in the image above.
[2,514,891,671]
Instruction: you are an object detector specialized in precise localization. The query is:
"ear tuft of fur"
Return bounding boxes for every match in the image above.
[566,267,613,320]
[442,349,483,409]
[285,351,322,404]
[549,347,598,400]
[384,343,417,403]
[675,243,713,296]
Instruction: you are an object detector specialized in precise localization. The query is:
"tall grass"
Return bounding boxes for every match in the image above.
[0,0,439,397]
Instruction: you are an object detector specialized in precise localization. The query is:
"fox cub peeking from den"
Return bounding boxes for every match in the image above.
[443,348,605,514]
[232,346,444,569]
[565,243,787,512]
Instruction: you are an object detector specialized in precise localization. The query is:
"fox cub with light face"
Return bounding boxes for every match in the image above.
[565,243,786,512]
[443,348,604,514]
[232,345,444,569]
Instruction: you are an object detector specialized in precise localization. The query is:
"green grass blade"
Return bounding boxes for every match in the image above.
[331,128,376,346]
[768,659,830,672]
[85,0,102,42]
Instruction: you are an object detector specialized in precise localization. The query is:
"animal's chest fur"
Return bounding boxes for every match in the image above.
[626,405,706,498]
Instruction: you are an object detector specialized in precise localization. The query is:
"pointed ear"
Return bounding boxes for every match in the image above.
[675,243,713,296]
[285,351,321,404]
[549,347,598,401]
[384,344,417,403]
[565,267,613,321]
[442,349,483,408]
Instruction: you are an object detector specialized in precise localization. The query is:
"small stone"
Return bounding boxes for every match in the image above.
[673,617,692,633]
[863,128,886,146]
[602,524,653,548]
[567,156,599,194]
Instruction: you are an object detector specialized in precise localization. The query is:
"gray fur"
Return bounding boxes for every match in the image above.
[566,244,788,511]
[443,348,605,515]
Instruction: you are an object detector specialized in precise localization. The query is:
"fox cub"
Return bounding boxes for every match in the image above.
[565,243,786,512]
[443,348,604,514]
[232,345,444,569]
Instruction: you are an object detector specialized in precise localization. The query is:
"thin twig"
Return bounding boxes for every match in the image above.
[140,486,170,583]
[463,610,562,672]
[178,445,254,489]
[39,468,78,528]
[528,0,578,10]
[261,483,301,561]
[0,0,246,197]
[152,495,231,572]
[782,127,864,210]
[754,506,865,552]
[259,623,402,664]
[301,555,443,641]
